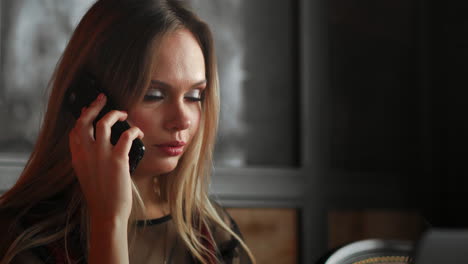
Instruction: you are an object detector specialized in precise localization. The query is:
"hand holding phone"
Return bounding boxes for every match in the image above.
[65,73,145,174]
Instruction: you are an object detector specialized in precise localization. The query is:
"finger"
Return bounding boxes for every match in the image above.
[71,106,94,146]
[114,127,144,158]
[95,110,128,147]
[76,93,107,140]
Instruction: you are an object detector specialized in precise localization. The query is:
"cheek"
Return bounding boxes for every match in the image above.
[128,109,159,133]
[188,106,202,136]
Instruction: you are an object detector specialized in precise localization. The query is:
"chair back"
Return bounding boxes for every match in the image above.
[324,239,413,264]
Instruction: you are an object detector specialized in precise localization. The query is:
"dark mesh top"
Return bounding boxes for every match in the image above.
[0,204,252,264]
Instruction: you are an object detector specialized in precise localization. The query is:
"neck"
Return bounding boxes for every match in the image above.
[132,173,169,219]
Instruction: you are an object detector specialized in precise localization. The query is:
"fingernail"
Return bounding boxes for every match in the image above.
[97,93,105,101]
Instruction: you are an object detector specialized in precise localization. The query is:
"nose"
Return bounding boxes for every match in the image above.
[164,101,191,131]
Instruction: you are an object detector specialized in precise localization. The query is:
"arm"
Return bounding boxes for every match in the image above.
[69,94,143,264]
[88,217,129,264]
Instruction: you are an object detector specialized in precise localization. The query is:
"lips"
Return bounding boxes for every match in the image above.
[155,141,186,156]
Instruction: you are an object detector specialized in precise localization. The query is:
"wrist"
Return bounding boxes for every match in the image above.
[90,215,128,231]
[88,216,129,264]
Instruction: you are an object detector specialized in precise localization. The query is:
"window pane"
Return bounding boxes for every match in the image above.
[0,0,94,155]
[0,0,300,168]
[190,0,300,167]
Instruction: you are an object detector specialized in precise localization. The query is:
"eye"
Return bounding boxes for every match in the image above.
[144,88,164,101]
[185,89,204,102]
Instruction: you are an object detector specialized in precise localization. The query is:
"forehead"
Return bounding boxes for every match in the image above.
[151,29,206,83]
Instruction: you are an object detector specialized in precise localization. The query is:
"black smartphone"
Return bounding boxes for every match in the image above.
[65,72,145,174]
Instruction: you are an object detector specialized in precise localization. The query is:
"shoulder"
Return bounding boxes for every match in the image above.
[210,200,232,224]
[209,200,242,238]
[208,200,249,262]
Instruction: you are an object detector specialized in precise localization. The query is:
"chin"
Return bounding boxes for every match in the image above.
[138,156,181,176]
[157,163,179,174]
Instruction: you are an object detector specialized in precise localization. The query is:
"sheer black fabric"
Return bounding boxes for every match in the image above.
[0,203,252,264]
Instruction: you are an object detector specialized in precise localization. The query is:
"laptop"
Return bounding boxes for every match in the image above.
[414,229,468,263]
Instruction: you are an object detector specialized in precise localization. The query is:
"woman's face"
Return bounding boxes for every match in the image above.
[128,29,206,176]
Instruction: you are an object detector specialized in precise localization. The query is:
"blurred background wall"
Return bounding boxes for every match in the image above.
[1,0,468,263]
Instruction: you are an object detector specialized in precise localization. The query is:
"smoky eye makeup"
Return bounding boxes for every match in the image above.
[184,89,204,102]
[143,80,206,102]
[143,88,164,101]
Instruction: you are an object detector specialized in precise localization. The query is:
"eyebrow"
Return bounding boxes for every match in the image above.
[150,79,207,89]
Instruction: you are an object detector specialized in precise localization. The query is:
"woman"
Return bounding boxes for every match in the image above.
[0,0,255,263]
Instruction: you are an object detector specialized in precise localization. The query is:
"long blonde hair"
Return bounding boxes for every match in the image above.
[0,0,254,263]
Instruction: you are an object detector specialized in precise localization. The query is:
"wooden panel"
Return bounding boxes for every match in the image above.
[328,210,425,249]
[226,208,298,264]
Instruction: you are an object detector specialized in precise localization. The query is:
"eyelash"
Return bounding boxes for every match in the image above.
[185,96,203,102]
[143,94,163,101]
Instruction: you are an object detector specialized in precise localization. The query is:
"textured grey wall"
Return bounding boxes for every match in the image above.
[0,0,94,154]
[191,0,299,167]
[1,0,300,167]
